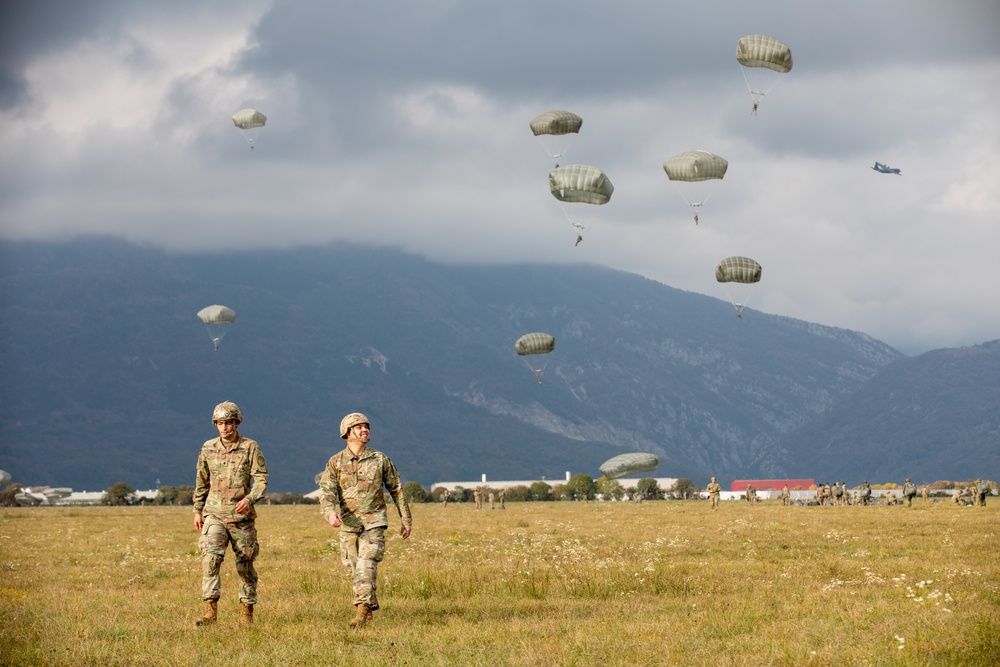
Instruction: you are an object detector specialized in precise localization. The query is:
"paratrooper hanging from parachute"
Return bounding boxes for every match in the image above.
[530,110,583,168]
[663,150,728,225]
[549,164,614,247]
[197,305,237,351]
[231,108,267,151]
[736,35,792,115]
[715,256,762,320]
[515,332,556,384]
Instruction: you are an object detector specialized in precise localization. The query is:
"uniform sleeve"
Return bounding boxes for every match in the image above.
[318,457,342,518]
[248,441,268,505]
[383,457,412,527]
[192,448,210,513]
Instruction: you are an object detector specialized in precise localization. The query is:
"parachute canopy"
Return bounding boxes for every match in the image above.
[663,151,729,182]
[515,332,555,384]
[197,305,237,351]
[515,332,555,356]
[549,165,614,205]
[736,35,793,73]
[197,305,237,325]
[715,256,762,284]
[736,35,792,114]
[530,110,583,137]
[231,108,267,150]
[599,452,660,480]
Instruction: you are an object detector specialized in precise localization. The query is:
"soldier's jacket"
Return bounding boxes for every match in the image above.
[706,483,721,495]
[903,483,917,497]
[193,434,268,522]
[320,446,412,533]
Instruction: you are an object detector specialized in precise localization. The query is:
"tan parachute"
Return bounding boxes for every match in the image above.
[515,332,556,384]
[549,165,614,247]
[715,256,762,320]
[662,150,729,224]
[529,110,583,167]
[231,108,267,150]
[599,452,660,480]
[197,305,237,351]
[736,35,792,115]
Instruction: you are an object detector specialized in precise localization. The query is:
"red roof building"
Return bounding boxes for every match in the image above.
[731,479,815,492]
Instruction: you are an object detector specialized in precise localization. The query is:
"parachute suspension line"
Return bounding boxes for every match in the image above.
[522,357,551,384]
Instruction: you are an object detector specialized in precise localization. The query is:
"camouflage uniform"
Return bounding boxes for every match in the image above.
[193,433,268,604]
[320,447,412,611]
[780,485,790,506]
[706,479,722,510]
[903,479,917,507]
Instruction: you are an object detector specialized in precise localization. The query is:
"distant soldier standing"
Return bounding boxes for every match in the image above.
[499,489,506,510]
[976,479,988,506]
[707,477,722,511]
[780,484,790,506]
[488,491,495,510]
[474,488,483,510]
[192,401,268,627]
[903,478,917,507]
[320,413,412,629]
[832,482,844,506]
[860,480,872,506]
[441,488,450,505]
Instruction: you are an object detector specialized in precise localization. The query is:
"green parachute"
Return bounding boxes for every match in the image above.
[231,108,267,150]
[599,452,660,480]
[715,256,762,320]
[549,164,614,246]
[197,305,237,351]
[736,35,792,115]
[530,110,583,167]
[515,332,556,384]
[662,150,729,225]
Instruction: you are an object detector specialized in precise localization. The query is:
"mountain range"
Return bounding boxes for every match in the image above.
[1,239,996,493]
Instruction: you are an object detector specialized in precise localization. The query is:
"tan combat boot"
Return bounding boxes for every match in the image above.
[240,602,254,626]
[195,599,217,627]
[349,604,372,628]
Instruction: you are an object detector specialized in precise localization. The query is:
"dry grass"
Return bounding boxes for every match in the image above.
[1,500,997,666]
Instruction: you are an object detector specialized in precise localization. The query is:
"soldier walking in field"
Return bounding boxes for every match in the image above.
[488,491,495,510]
[499,489,506,510]
[780,484,790,506]
[903,478,917,507]
[474,488,483,510]
[319,412,412,629]
[707,477,722,511]
[192,401,269,628]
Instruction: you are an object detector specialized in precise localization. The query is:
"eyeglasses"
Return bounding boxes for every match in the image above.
[214,420,236,426]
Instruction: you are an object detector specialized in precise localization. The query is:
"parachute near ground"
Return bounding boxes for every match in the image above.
[515,332,555,384]
[0,470,11,487]
[197,305,237,351]
[716,256,762,319]
[663,150,729,224]
[549,165,614,246]
[736,35,792,115]
[530,110,583,166]
[599,452,660,480]
[231,108,267,150]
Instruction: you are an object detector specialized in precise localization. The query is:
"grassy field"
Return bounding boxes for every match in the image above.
[1,500,997,666]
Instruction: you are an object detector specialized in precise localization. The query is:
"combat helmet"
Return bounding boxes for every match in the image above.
[340,412,370,439]
[212,401,243,424]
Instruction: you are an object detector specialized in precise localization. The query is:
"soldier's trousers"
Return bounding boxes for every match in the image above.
[340,527,386,609]
[198,515,259,604]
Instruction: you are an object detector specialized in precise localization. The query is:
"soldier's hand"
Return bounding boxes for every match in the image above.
[327,512,342,527]
[400,525,412,539]
[235,498,250,515]
[193,514,203,531]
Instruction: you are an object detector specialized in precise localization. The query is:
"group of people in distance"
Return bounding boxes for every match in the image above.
[704,476,991,510]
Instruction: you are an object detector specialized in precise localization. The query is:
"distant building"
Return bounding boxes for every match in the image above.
[731,479,815,492]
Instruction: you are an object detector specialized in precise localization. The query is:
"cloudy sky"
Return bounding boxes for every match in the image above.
[1,1,998,355]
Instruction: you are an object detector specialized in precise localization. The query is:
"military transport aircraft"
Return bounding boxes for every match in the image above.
[872,161,901,174]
